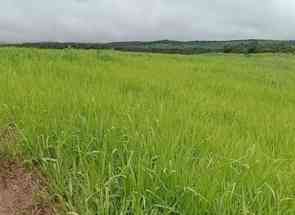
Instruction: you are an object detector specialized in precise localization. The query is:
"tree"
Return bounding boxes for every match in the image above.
[246,40,259,54]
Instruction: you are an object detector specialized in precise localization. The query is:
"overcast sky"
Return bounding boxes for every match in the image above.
[1,0,295,42]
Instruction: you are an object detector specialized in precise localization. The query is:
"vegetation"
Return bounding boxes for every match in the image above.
[2,39,295,54]
[1,48,295,214]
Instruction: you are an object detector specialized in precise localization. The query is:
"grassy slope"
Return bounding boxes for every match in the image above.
[1,48,295,214]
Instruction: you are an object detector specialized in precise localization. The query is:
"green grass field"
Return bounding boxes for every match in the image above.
[1,48,295,214]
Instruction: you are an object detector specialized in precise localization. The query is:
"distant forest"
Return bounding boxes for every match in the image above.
[2,40,295,54]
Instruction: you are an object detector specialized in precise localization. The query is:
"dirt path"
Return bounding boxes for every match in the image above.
[0,159,53,215]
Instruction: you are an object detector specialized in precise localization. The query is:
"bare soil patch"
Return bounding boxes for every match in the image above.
[0,159,54,215]
[0,122,54,214]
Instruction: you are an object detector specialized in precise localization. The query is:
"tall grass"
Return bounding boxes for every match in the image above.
[1,48,295,214]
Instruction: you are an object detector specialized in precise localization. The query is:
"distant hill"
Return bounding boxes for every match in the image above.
[1,39,295,54]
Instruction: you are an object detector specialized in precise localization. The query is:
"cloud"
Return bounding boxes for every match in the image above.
[0,0,295,42]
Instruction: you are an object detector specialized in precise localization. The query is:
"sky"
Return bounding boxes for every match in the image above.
[1,0,295,42]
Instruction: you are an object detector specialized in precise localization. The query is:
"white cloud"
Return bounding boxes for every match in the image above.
[0,0,294,42]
